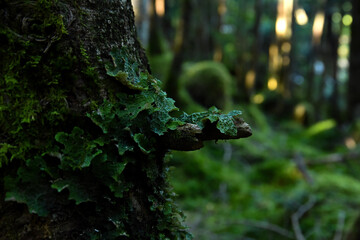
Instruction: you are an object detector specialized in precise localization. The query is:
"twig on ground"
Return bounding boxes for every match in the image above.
[291,196,317,240]
[307,152,360,166]
[293,153,314,185]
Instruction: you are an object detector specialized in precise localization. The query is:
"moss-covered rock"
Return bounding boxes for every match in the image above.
[178,61,233,113]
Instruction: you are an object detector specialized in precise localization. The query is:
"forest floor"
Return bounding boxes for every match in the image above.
[170,104,360,240]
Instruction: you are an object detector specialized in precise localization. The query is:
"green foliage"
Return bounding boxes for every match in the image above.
[55,127,103,170]
[148,51,174,84]
[180,107,242,137]
[304,119,337,137]
[314,172,360,199]
[106,48,149,91]
[4,156,57,216]
[170,104,360,240]
[0,143,16,167]
[51,175,96,205]
[170,148,248,207]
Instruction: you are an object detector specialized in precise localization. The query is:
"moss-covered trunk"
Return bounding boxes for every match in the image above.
[0,0,251,239]
[0,0,189,239]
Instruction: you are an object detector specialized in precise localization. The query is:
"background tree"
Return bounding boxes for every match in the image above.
[164,0,219,104]
[348,0,360,121]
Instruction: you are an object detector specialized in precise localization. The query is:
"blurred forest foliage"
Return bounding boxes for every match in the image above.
[132,0,360,239]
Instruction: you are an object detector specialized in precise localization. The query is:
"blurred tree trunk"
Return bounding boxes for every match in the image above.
[132,0,151,47]
[325,10,341,122]
[213,0,226,61]
[148,0,165,55]
[165,0,219,104]
[306,51,316,106]
[234,0,264,102]
[164,0,191,104]
[162,0,176,43]
[250,0,263,93]
[348,0,360,121]
[233,0,248,102]
[184,0,218,61]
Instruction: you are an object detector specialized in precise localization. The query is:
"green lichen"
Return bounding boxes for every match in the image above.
[106,48,149,91]
[54,127,103,170]
[180,106,242,136]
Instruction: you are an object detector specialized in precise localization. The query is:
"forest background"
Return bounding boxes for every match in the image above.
[132,0,360,239]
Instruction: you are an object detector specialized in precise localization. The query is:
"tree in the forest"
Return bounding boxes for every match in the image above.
[348,0,360,121]
[164,0,219,104]
[0,0,251,239]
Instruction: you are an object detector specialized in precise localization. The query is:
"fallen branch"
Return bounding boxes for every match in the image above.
[293,153,314,185]
[291,196,317,240]
[161,117,252,151]
[307,152,360,166]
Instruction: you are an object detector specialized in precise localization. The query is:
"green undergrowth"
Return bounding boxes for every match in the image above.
[170,104,360,240]
[148,51,174,84]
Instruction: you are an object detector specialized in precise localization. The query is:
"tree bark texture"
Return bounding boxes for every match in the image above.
[0,1,181,239]
[0,0,251,239]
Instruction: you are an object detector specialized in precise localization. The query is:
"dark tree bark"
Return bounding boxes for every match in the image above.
[0,0,251,239]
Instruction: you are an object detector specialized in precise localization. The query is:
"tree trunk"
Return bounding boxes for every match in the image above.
[147,0,164,55]
[0,0,251,239]
[0,0,182,239]
[164,0,219,103]
[348,0,360,121]
[164,0,191,104]
[326,10,341,123]
[133,0,151,48]
[249,0,262,95]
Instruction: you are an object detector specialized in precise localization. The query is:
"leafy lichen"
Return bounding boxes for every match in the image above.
[106,48,149,91]
[180,106,243,137]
